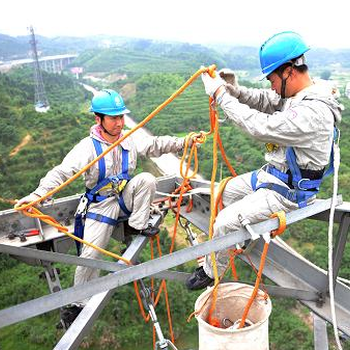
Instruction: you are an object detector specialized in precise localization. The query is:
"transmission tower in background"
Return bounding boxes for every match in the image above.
[28,25,50,113]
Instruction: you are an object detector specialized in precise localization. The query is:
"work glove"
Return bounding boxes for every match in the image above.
[150,204,165,223]
[201,72,226,98]
[14,193,41,209]
[218,68,237,85]
[218,68,240,98]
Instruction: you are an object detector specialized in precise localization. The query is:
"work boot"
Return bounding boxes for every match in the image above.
[60,305,83,330]
[125,222,160,238]
[186,266,214,291]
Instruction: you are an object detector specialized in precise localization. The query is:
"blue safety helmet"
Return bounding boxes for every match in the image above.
[259,31,310,79]
[90,89,130,116]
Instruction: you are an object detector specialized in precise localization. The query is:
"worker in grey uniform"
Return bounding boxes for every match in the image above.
[186,31,342,290]
[16,89,188,324]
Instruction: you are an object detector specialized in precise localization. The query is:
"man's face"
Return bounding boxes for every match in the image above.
[267,66,294,97]
[267,72,282,94]
[99,115,125,136]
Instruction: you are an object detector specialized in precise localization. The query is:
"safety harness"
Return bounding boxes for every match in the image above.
[251,128,338,208]
[73,137,131,254]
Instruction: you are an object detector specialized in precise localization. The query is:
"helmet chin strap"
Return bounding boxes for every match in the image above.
[280,77,287,99]
[277,67,293,99]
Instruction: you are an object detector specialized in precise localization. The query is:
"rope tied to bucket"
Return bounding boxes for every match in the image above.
[238,210,287,329]
[190,210,287,331]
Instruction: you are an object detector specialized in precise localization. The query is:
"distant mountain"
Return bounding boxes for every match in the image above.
[0,34,136,60]
[1,33,350,72]
[0,34,31,60]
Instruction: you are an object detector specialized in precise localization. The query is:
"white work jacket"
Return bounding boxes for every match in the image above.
[218,80,342,173]
[34,126,185,197]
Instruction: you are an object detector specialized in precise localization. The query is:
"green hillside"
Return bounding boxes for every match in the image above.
[0,68,92,206]
[0,45,349,350]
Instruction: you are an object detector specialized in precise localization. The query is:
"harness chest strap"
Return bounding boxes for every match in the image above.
[89,137,131,210]
[73,138,132,254]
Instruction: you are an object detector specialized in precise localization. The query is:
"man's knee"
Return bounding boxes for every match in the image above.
[136,172,156,190]
[80,245,101,260]
[213,212,240,237]
[222,173,253,207]
[213,219,227,237]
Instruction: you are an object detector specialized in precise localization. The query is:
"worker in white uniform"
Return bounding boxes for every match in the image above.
[16,89,188,325]
[186,31,342,290]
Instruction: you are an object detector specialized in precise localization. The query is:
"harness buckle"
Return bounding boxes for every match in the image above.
[297,178,311,191]
[111,178,128,194]
[75,195,89,216]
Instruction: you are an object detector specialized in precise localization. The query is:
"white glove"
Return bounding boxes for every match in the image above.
[218,68,240,98]
[201,72,225,98]
[15,193,41,208]
[218,68,237,85]
[150,204,165,223]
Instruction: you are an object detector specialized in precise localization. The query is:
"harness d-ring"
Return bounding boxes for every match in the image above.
[270,211,286,238]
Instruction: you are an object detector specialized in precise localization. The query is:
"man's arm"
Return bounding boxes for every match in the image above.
[136,136,185,158]
[32,138,93,197]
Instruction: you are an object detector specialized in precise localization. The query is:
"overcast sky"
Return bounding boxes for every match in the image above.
[1,0,348,49]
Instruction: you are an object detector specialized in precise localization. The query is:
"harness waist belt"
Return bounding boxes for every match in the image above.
[266,165,324,189]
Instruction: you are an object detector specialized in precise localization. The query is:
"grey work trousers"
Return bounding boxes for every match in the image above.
[74,172,156,305]
[203,169,300,278]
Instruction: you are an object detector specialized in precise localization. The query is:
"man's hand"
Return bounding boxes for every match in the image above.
[15,193,41,209]
[201,72,225,98]
[218,68,237,85]
[150,204,165,223]
[218,68,240,98]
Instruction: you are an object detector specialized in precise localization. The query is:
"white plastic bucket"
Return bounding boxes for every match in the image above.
[195,282,272,350]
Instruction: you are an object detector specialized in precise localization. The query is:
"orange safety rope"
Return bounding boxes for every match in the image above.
[133,236,175,344]
[168,90,237,327]
[238,241,270,329]
[229,248,243,281]
[24,207,132,265]
[13,65,221,346]
[169,108,217,253]
[238,211,287,329]
[245,254,269,297]
[217,131,237,178]
[182,98,237,326]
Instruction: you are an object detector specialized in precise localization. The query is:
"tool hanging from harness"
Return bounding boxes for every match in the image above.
[251,128,338,208]
[73,137,131,255]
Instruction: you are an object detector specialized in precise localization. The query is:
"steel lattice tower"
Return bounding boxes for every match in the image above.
[28,26,50,112]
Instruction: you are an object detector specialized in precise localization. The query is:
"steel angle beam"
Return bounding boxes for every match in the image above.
[257,285,319,301]
[0,244,115,270]
[156,174,177,198]
[54,234,148,350]
[332,212,350,285]
[55,213,162,350]
[0,196,341,329]
[0,225,250,328]
[313,313,329,350]
[180,193,210,233]
[0,243,189,284]
[310,201,350,223]
[241,237,350,335]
